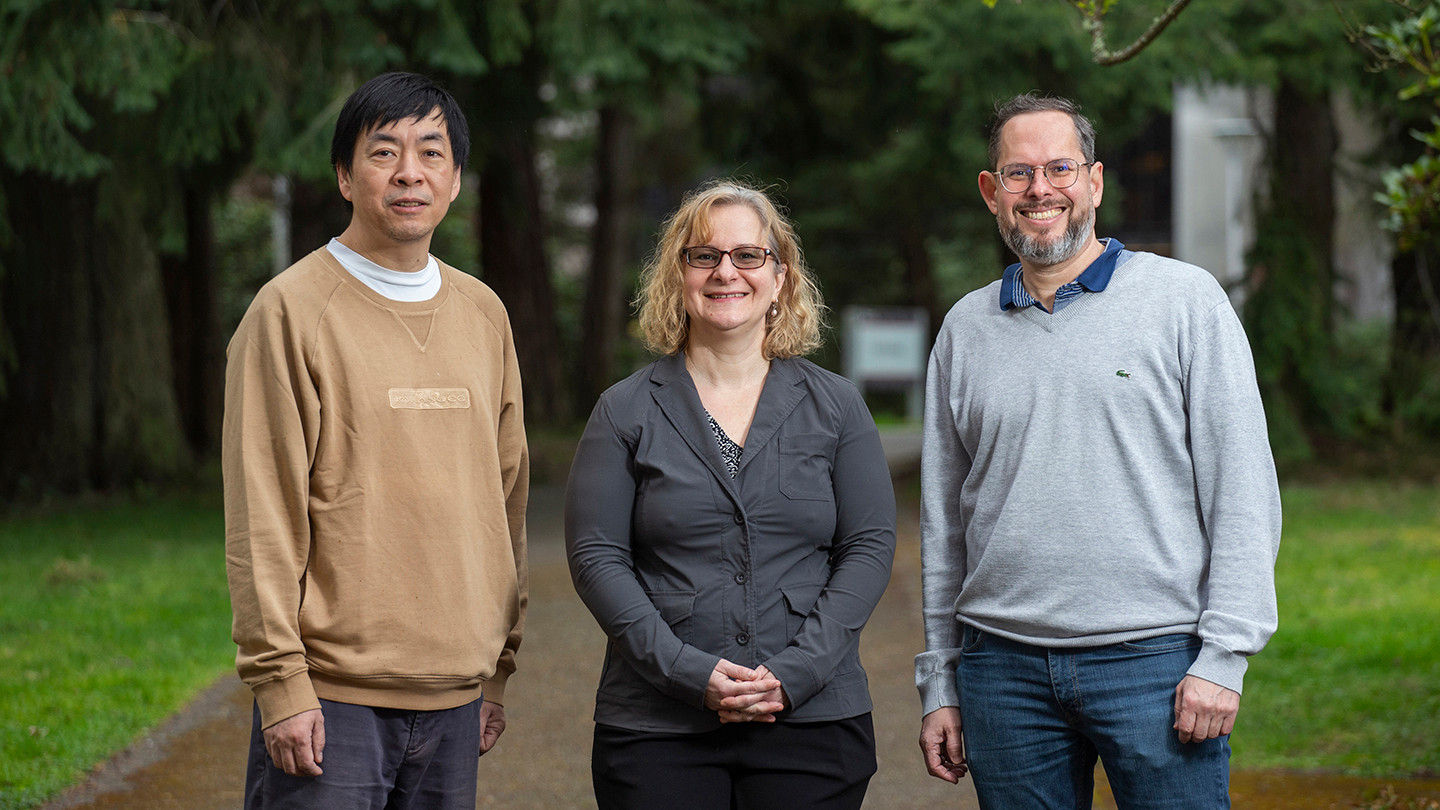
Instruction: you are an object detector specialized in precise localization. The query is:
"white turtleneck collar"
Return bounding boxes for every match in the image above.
[327,238,441,303]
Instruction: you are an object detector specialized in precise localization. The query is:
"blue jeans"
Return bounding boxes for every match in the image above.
[957,627,1230,810]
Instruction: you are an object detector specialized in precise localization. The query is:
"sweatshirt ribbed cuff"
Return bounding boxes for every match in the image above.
[251,671,321,730]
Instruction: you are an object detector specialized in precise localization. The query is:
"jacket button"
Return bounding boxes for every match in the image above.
[734,572,746,585]
[733,511,744,524]
[737,633,750,645]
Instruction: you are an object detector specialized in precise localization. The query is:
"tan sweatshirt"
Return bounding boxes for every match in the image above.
[223,248,528,729]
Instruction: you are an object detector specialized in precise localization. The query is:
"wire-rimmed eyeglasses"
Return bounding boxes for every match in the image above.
[992,159,1093,193]
[681,245,775,270]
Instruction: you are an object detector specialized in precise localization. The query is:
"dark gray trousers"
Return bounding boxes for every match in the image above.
[244,697,481,810]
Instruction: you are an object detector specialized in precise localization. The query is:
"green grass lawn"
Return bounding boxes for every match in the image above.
[1235,482,1440,777]
[0,492,234,810]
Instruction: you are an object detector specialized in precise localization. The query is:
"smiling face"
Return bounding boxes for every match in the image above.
[979,110,1103,270]
[337,109,462,260]
[682,203,786,349]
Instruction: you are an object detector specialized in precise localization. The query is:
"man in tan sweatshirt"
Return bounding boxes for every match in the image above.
[224,71,528,809]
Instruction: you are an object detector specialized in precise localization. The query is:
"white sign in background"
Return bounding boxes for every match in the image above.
[842,306,928,384]
[842,307,929,421]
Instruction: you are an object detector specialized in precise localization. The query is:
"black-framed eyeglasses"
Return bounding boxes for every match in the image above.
[993,159,1093,193]
[681,245,774,270]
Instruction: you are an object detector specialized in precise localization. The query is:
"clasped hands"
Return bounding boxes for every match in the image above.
[704,659,787,723]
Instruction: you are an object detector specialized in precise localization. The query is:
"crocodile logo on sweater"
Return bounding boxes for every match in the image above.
[1115,370,1132,379]
[389,388,471,409]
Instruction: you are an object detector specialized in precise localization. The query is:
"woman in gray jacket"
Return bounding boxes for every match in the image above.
[565,179,897,810]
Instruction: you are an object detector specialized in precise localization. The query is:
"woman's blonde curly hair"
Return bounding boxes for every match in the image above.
[635,179,826,359]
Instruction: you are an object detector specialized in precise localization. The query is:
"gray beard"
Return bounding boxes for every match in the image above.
[1000,204,1093,267]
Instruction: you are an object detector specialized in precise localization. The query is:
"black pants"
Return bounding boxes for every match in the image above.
[591,714,876,810]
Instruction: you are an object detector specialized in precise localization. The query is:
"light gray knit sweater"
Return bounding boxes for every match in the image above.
[915,250,1281,716]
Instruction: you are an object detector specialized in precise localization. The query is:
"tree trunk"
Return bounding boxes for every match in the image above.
[477,138,566,425]
[161,182,223,457]
[462,49,567,426]
[1384,247,1440,436]
[92,169,190,488]
[580,105,639,403]
[1271,80,1337,329]
[0,170,103,496]
[898,222,944,342]
[1243,80,1339,446]
[0,167,189,496]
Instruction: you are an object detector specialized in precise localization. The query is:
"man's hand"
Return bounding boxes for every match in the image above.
[263,708,325,777]
[705,659,784,723]
[1173,675,1240,743]
[919,706,968,783]
[479,701,506,755]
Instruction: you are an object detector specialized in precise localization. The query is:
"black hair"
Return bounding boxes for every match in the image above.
[330,72,470,173]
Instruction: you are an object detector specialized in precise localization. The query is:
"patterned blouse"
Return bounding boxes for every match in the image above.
[705,410,742,478]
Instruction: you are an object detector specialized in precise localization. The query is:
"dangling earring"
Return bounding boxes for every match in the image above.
[770,302,779,319]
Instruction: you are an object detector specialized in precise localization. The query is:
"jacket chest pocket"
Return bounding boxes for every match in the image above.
[779,433,836,501]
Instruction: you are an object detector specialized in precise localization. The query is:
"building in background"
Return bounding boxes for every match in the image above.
[1109,83,1393,321]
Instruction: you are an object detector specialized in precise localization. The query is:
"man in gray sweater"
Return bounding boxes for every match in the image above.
[915,93,1281,809]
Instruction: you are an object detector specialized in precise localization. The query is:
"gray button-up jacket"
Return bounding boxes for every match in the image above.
[565,353,897,733]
